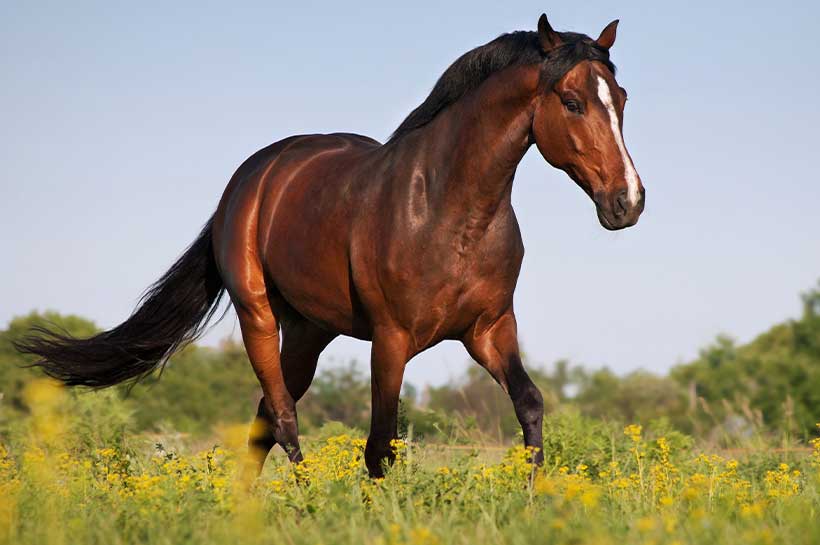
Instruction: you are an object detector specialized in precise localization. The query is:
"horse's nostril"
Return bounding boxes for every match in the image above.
[615,190,628,216]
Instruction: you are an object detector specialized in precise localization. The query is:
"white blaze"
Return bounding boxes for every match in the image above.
[596,76,640,206]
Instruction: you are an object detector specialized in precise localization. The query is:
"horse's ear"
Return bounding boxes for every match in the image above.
[596,19,619,50]
[537,14,562,52]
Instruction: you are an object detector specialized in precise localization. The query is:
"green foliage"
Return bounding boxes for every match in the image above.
[1,392,818,545]
[1,285,818,544]
[63,388,136,451]
[540,408,618,474]
[1,279,819,444]
[0,311,98,416]
[574,368,689,430]
[124,340,260,435]
[298,362,371,432]
[672,281,820,439]
[424,366,520,441]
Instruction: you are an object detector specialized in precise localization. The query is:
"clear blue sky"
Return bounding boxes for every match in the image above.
[2,1,818,388]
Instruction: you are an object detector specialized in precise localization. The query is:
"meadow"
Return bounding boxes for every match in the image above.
[2,290,819,544]
[2,377,819,545]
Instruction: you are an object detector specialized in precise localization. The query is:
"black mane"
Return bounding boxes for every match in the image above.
[388,30,615,142]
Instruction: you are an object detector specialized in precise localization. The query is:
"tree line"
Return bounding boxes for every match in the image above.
[2,281,818,444]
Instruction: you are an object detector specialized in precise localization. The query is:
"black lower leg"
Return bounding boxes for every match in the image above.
[274,413,303,463]
[506,359,545,465]
[365,433,397,477]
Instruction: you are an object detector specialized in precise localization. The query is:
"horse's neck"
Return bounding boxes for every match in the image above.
[416,65,537,235]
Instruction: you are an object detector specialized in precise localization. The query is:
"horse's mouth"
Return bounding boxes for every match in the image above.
[596,207,641,231]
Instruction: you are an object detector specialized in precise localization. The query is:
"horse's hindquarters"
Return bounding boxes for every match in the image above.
[214,134,382,339]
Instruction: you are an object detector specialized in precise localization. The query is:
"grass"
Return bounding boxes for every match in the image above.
[1,379,819,545]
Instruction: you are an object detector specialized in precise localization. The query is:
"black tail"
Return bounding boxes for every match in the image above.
[14,217,226,388]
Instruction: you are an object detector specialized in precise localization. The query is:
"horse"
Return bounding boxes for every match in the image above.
[16,14,645,478]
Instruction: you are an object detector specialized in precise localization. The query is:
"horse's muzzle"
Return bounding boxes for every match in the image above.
[595,187,645,231]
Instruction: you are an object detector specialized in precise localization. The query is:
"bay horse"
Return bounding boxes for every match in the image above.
[17,14,644,477]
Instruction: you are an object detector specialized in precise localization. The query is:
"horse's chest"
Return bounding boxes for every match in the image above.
[384,236,522,342]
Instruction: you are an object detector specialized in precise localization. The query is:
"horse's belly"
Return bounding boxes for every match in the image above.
[264,242,368,339]
[259,162,371,338]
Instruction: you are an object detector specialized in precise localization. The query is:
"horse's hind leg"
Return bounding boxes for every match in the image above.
[246,313,336,476]
[233,297,289,477]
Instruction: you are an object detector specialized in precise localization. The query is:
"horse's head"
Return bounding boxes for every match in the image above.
[531,15,645,230]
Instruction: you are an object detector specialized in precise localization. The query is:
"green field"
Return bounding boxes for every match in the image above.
[2,285,819,544]
[2,378,819,545]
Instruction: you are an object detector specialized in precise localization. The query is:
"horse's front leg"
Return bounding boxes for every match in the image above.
[365,327,412,477]
[462,312,545,465]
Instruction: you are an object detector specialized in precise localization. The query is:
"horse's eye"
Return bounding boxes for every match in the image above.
[564,99,583,114]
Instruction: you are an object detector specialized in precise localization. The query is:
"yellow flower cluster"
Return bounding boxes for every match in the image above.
[682,455,752,511]
[475,445,538,485]
[532,423,812,522]
[811,424,820,472]
[534,468,602,509]
[763,463,801,498]
[0,443,21,534]
[1,417,818,545]
[283,434,367,485]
